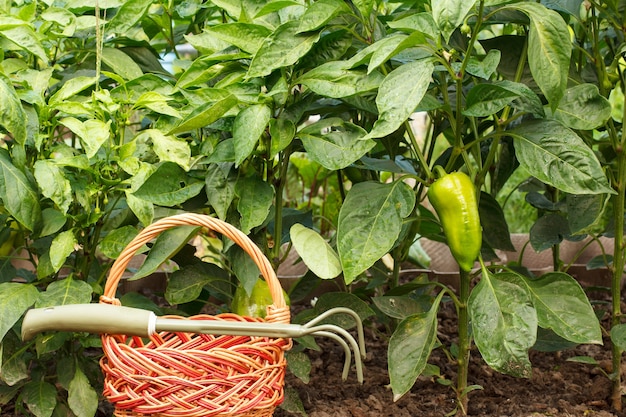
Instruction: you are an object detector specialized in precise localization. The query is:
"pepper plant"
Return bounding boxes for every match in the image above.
[0,0,621,416]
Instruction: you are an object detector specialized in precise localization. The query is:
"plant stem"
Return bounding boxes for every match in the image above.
[456,267,471,416]
[611,143,626,411]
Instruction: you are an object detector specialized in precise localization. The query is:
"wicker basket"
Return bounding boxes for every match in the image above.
[99,214,292,417]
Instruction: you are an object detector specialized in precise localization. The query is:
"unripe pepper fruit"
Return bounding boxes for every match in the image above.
[428,167,482,272]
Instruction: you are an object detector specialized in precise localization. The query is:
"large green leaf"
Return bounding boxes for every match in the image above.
[206,23,271,54]
[0,148,41,231]
[463,80,543,118]
[168,93,238,135]
[550,83,612,130]
[516,272,601,345]
[297,0,350,33]
[0,25,47,63]
[36,277,92,308]
[68,367,98,417]
[23,380,56,417]
[134,162,204,206]
[0,282,39,341]
[290,224,341,279]
[337,181,415,283]
[469,271,537,377]
[505,2,570,109]
[367,32,426,73]
[432,0,477,42]
[0,75,26,144]
[364,60,434,140]
[235,176,274,234]
[165,263,229,305]
[299,118,375,170]
[511,119,614,195]
[479,192,515,251]
[132,225,199,280]
[233,104,272,166]
[59,117,111,159]
[388,292,444,401]
[297,61,384,98]
[247,21,321,78]
[137,129,191,171]
[101,47,143,80]
[269,117,295,158]
[205,163,235,220]
[48,231,78,273]
[34,160,72,214]
[106,0,152,34]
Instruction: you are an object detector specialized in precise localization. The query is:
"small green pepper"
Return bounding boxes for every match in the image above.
[428,167,482,272]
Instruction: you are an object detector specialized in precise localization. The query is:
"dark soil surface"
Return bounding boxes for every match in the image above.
[276,302,626,417]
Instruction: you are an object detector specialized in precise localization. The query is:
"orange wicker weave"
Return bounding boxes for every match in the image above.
[99,214,292,417]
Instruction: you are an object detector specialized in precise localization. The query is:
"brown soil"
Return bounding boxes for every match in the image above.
[276,303,626,417]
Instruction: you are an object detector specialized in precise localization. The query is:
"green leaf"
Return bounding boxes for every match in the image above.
[517,272,601,345]
[550,83,612,130]
[0,282,38,341]
[101,47,143,80]
[372,295,427,320]
[34,160,72,214]
[134,91,181,118]
[68,367,98,417]
[529,213,569,252]
[36,277,92,308]
[285,351,311,384]
[49,76,96,105]
[463,80,543,117]
[48,230,77,273]
[479,192,515,251]
[126,191,154,226]
[297,0,350,33]
[299,118,375,170]
[165,263,228,305]
[611,324,626,351]
[206,23,271,54]
[506,2,570,109]
[290,224,341,279]
[511,119,614,195]
[98,225,138,259]
[235,176,274,234]
[132,225,199,280]
[337,181,416,283]
[469,271,537,377]
[389,292,444,401]
[566,193,606,234]
[368,32,427,73]
[0,75,26,144]
[168,93,238,135]
[269,117,295,158]
[1,25,47,63]
[298,61,384,98]
[0,149,41,231]
[432,0,477,42]
[138,129,191,171]
[106,0,152,34]
[465,49,501,79]
[134,162,204,206]
[233,104,272,166]
[247,21,321,78]
[205,163,235,220]
[59,117,111,159]
[364,60,434,140]
[387,12,439,39]
[23,380,57,417]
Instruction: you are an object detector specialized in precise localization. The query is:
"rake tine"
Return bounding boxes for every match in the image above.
[302,307,367,358]
[303,324,365,383]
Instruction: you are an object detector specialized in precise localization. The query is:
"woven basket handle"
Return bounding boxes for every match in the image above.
[100,213,288,323]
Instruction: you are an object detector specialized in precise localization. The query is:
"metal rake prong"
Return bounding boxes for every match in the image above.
[304,324,365,383]
[302,307,367,358]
